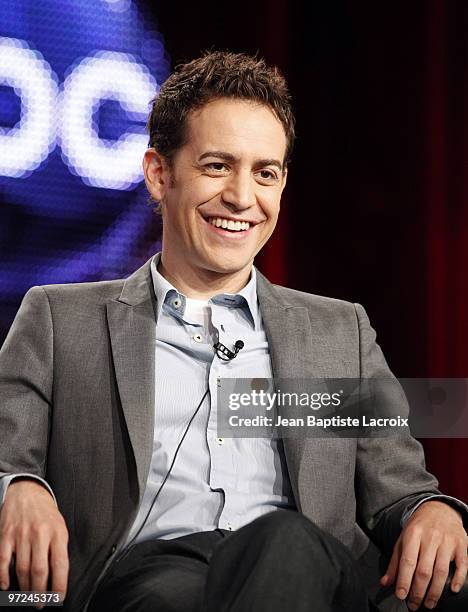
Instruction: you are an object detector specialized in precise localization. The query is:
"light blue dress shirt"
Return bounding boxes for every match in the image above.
[120,254,295,550]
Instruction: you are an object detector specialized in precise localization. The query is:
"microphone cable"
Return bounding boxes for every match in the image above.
[111,340,243,564]
[112,387,209,565]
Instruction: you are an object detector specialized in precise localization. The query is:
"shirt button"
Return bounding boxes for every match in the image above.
[107,544,117,559]
[193,333,203,343]
[227,523,233,531]
[172,298,181,309]
[217,437,224,446]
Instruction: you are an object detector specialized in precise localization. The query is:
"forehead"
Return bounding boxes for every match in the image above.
[182,98,288,160]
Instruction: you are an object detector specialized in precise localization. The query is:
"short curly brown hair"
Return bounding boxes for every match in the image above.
[147,51,295,166]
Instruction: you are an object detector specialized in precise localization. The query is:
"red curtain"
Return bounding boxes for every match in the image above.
[423,0,468,500]
[259,1,468,501]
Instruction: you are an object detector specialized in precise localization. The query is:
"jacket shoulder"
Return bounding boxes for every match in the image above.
[271,283,358,319]
[31,278,127,311]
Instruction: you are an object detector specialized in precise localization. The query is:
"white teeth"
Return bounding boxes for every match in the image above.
[209,217,250,232]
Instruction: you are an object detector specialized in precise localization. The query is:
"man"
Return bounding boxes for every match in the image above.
[0,52,466,612]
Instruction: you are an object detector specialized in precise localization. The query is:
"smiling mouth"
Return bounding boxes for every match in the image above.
[206,216,251,232]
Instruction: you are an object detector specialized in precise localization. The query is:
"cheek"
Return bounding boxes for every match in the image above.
[189,176,223,200]
[260,195,281,223]
[198,181,224,204]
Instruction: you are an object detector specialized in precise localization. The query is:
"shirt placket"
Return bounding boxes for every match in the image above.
[206,301,244,532]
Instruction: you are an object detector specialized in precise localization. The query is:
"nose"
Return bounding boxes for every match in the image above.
[221,170,256,211]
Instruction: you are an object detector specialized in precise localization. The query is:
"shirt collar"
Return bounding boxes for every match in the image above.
[150,253,259,329]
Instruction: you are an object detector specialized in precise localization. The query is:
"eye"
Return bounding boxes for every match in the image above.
[256,169,279,183]
[205,162,228,173]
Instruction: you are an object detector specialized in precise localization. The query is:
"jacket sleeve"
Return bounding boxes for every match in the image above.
[0,286,53,481]
[353,303,467,556]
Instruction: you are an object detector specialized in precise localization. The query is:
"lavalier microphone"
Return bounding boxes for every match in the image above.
[214,339,244,361]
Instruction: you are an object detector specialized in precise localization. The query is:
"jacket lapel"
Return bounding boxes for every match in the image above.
[256,271,353,524]
[106,259,157,502]
[256,270,347,379]
[256,272,313,510]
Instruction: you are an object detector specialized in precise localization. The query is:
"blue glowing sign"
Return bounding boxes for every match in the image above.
[0,0,169,339]
[0,1,168,188]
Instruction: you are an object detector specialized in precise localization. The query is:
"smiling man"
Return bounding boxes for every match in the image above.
[0,52,467,612]
[147,97,287,296]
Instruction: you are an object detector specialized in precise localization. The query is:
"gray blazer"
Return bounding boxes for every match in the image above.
[0,258,441,611]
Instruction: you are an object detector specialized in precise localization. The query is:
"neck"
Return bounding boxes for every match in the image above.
[158,254,252,299]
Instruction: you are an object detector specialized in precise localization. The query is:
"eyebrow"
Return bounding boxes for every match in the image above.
[198,151,284,171]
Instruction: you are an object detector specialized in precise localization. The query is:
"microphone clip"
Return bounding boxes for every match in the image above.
[214,340,244,361]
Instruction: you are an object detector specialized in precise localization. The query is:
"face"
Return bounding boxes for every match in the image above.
[143,98,288,287]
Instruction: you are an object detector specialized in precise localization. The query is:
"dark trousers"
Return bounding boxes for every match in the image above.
[88,510,373,612]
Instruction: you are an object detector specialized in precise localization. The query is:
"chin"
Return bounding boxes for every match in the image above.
[205,257,251,276]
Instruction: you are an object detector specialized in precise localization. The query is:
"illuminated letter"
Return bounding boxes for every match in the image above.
[59,51,157,190]
[0,38,57,177]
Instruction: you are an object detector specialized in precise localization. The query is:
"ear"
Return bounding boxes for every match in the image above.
[143,148,171,202]
[280,166,288,193]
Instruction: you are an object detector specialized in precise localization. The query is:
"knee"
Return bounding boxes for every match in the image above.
[249,510,354,566]
[250,509,322,542]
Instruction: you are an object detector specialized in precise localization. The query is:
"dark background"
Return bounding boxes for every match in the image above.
[152,0,468,500]
[2,0,467,500]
